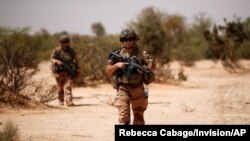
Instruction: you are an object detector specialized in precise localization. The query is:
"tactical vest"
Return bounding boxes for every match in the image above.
[115,47,145,84]
[51,47,76,74]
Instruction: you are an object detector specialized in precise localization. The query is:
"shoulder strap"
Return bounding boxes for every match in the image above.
[53,47,63,60]
[67,47,76,58]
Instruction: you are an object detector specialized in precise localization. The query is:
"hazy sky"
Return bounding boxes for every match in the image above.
[0,0,249,35]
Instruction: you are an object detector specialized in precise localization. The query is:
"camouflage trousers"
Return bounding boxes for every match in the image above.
[114,84,148,125]
[55,74,73,106]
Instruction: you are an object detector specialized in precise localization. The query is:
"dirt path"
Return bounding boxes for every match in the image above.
[211,73,250,123]
[1,60,250,141]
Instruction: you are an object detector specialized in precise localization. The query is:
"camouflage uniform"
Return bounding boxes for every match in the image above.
[107,28,155,125]
[110,46,150,125]
[51,35,79,106]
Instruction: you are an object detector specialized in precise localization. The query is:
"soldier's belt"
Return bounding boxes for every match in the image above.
[119,82,143,89]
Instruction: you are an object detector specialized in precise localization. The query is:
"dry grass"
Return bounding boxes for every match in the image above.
[0,120,20,141]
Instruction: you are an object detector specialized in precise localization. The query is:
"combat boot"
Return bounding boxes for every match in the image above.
[66,101,74,107]
[59,101,64,106]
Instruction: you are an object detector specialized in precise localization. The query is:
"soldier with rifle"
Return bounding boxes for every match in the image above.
[106,29,156,125]
[51,34,80,106]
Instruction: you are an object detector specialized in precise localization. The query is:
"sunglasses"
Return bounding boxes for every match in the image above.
[123,38,134,42]
[60,41,70,44]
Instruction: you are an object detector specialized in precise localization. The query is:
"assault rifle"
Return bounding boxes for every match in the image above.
[109,51,154,78]
[53,50,77,78]
[63,60,77,78]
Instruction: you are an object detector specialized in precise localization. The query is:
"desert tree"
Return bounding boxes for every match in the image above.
[204,17,248,71]
[0,40,55,105]
[91,22,106,37]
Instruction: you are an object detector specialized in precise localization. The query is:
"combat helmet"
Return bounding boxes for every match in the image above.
[59,34,70,43]
[120,29,139,42]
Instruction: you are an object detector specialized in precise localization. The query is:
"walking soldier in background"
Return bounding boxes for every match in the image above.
[106,29,156,125]
[51,34,80,106]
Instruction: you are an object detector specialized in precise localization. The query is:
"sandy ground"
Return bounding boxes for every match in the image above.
[1,60,250,141]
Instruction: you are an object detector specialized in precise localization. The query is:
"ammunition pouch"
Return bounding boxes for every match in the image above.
[143,73,154,85]
[111,75,118,89]
[111,76,143,90]
[111,69,122,90]
[111,70,144,90]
